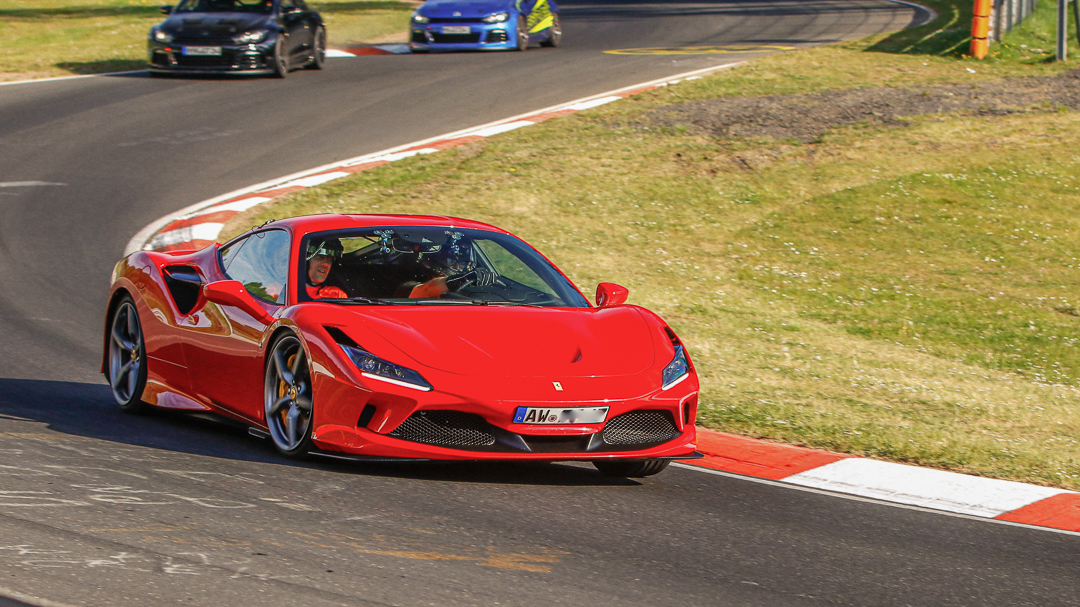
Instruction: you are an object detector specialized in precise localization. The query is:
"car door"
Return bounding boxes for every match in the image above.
[279,0,311,59]
[182,229,290,422]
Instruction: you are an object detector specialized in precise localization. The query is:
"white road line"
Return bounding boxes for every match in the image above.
[566,96,622,111]
[470,121,536,137]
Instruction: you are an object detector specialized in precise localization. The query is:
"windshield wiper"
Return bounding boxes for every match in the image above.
[339,296,393,305]
[413,299,488,305]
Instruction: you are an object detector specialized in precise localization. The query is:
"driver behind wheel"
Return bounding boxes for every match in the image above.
[400,236,495,298]
[305,238,347,299]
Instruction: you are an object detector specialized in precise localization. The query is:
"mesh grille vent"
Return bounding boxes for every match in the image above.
[603,411,680,445]
[389,411,495,447]
[431,32,482,43]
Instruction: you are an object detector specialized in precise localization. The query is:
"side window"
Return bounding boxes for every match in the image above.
[218,230,290,304]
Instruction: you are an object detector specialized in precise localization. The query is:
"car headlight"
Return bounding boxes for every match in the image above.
[152,29,173,43]
[233,30,267,44]
[412,12,430,23]
[482,11,510,23]
[661,345,690,390]
[342,345,433,391]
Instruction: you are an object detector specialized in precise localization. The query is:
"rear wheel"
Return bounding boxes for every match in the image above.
[593,459,670,478]
[306,26,326,69]
[264,334,314,457]
[539,13,561,47]
[107,297,148,413]
[515,16,529,51]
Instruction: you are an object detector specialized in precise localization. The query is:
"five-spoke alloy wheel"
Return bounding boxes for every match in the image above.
[264,334,315,457]
[107,297,148,413]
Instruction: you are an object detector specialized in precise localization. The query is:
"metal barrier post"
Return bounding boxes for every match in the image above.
[1059,0,1069,60]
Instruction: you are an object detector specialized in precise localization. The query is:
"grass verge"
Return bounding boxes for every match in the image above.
[217,0,1080,489]
[0,0,412,81]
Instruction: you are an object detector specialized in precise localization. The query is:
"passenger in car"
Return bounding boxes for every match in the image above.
[305,238,347,299]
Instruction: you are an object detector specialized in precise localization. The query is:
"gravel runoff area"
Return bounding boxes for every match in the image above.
[647,68,1080,142]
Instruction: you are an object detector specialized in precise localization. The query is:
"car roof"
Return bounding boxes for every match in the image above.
[269,213,511,237]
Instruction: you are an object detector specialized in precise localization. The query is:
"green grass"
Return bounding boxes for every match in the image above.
[0,0,413,80]
[218,0,1080,489]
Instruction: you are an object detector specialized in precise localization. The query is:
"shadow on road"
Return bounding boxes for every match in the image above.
[0,377,640,487]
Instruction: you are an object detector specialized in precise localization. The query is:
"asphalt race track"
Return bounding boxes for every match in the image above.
[2,1,1079,605]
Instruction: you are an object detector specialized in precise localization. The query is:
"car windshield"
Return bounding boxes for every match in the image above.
[174,0,273,13]
[298,227,590,307]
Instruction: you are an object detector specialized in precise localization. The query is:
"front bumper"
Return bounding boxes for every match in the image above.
[147,40,276,74]
[308,371,701,461]
[409,21,516,51]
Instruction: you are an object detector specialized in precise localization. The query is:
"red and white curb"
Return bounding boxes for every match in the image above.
[125,61,738,255]
[328,44,412,57]
[690,429,1080,534]
[125,57,1080,535]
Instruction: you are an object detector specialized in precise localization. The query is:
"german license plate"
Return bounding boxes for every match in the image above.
[183,46,222,56]
[514,406,608,425]
[442,25,471,34]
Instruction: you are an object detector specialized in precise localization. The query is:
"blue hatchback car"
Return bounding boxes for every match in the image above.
[409,0,560,52]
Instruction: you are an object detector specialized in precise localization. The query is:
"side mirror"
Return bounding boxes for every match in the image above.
[159,5,173,14]
[595,282,629,308]
[202,280,276,325]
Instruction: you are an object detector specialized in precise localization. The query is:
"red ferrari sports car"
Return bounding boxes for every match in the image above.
[104,214,700,476]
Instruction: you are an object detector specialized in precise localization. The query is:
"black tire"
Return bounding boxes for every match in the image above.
[264,334,315,457]
[515,15,529,51]
[272,36,289,78]
[106,296,148,414]
[539,12,560,48]
[306,26,326,69]
[593,459,670,478]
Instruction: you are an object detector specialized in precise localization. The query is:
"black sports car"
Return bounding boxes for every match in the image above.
[148,0,325,77]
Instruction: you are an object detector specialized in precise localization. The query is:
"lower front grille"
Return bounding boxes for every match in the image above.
[521,435,591,453]
[411,31,427,43]
[389,411,496,447]
[431,32,482,43]
[602,411,680,445]
[485,30,508,43]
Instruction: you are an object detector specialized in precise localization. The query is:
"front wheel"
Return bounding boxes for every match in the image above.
[593,459,670,478]
[107,297,148,413]
[272,36,289,78]
[515,16,529,51]
[264,334,314,457]
[539,13,561,47]
[306,26,326,69]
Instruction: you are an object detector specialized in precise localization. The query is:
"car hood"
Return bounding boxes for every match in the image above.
[162,13,271,37]
[343,306,657,378]
[418,0,513,18]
